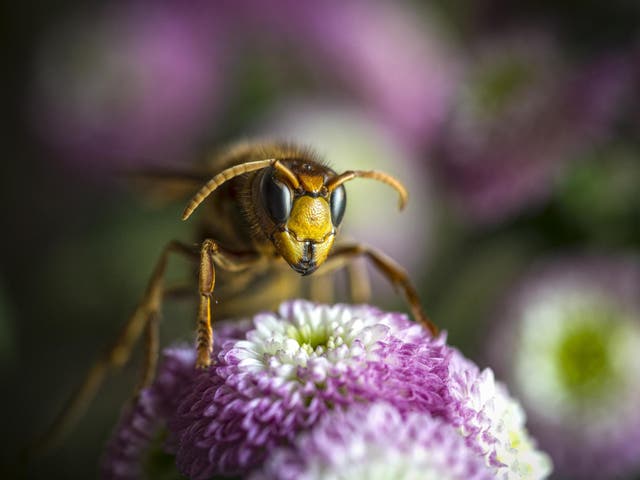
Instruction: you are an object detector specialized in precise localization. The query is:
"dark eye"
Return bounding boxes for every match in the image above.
[260,168,292,223]
[330,185,346,226]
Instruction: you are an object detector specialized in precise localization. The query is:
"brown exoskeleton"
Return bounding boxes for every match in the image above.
[36,141,437,453]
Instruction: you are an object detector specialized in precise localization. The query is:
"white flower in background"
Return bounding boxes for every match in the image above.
[489,257,640,479]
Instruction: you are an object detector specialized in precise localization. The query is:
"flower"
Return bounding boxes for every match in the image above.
[299,1,459,148]
[169,302,451,478]
[435,31,631,223]
[31,3,223,168]
[100,348,197,479]
[253,402,495,480]
[488,256,640,479]
[100,320,253,479]
[31,0,459,170]
[102,301,550,479]
[447,350,552,479]
[226,0,458,149]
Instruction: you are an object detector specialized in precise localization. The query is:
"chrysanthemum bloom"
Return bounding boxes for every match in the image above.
[447,350,552,479]
[169,302,452,478]
[488,257,640,479]
[101,321,250,479]
[435,31,631,223]
[103,301,550,479]
[253,402,495,480]
[31,3,223,168]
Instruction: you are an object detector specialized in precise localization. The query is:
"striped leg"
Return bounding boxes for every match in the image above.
[323,243,438,336]
[195,239,260,368]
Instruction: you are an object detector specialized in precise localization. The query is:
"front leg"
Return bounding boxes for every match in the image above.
[196,239,261,368]
[323,243,438,336]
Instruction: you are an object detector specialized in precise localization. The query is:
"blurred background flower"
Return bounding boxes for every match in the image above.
[487,257,640,479]
[4,0,639,478]
[223,0,459,150]
[434,30,632,224]
[294,0,458,149]
[30,3,225,168]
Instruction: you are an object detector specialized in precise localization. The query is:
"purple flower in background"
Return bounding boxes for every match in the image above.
[32,0,458,170]
[303,1,459,149]
[31,3,223,168]
[488,256,640,479]
[228,0,458,150]
[253,402,494,480]
[436,31,631,223]
[102,301,550,479]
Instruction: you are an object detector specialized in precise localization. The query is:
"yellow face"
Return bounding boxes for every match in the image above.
[259,161,346,276]
[272,196,335,275]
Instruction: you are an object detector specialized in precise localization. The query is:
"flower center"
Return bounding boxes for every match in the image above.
[232,303,394,380]
[554,309,615,399]
[285,323,334,352]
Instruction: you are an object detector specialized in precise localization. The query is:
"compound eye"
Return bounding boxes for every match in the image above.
[260,168,292,224]
[330,184,347,226]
